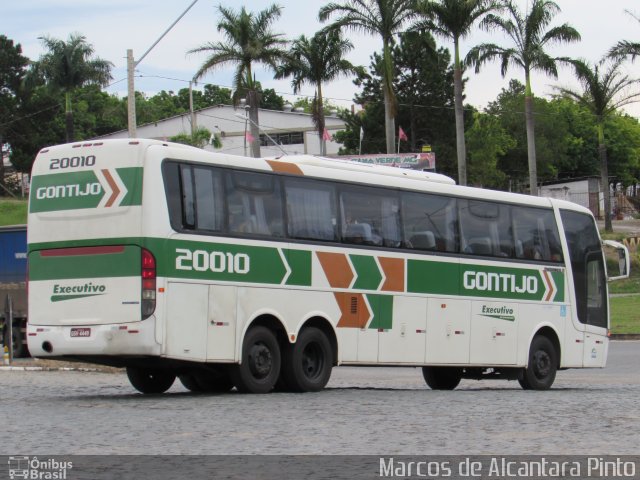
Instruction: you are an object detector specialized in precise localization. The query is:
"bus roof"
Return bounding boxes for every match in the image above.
[264,154,456,185]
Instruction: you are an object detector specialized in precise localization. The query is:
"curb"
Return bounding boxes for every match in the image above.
[0,366,108,372]
[610,334,640,340]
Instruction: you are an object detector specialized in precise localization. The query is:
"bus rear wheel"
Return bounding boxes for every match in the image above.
[126,367,176,394]
[519,335,557,390]
[231,326,280,394]
[281,327,333,392]
[422,366,462,390]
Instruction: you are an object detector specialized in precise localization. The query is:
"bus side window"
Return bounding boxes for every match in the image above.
[512,206,564,262]
[192,166,224,232]
[226,171,285,238]
[401,192,457,252]
[285,178,338,242]
[340,187,401,247]
[459,199,513,258]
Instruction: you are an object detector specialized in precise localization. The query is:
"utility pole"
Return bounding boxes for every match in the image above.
[127,0,199,138]
[189,79,197,136]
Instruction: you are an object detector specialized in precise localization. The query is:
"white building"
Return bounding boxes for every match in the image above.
[540,177,604,218]
[97,104,346,157]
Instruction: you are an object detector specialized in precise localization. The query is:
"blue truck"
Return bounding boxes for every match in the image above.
[0,225,28,357]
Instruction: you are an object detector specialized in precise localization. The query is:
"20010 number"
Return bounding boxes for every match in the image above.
[50,155,96,169]
[175,248,250,274]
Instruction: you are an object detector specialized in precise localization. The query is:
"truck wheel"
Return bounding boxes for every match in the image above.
[281,327,333,392]
[231,326,280,394]
[127,367,176,394]
[422,366,462,390]
[518,335,557,390]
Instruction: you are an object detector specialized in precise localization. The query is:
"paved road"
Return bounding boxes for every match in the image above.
[2,341,639,456]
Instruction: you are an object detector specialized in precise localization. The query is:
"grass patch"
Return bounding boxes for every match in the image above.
[0,199,28,226]
[610,295,640,334]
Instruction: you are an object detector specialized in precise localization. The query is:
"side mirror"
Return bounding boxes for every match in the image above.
[602,240,630,281]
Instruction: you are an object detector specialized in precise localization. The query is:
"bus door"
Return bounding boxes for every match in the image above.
[559,210,608,367]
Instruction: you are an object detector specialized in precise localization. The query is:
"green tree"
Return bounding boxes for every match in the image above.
[466,0,580,195]
[170,126,221,149]
[320,0,417,154]
[258,86,286,111]
[0,36,29,193]
[202,84,233,106]
[466,111,514,188]
[609,10,640,62]
[415,0,500,185]
[556,58,640,231]
[34,34,113,142]
[188,4,288,157]
[335,31,458,176]
[276,30,359,155]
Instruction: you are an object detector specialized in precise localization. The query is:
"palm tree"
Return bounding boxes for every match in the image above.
[609,10,640,62]
[189,4,287,158]
[275,30,359,155]
[466,0,580,195]
[319,0,417,154]
[557,58,640,232]
[35,34,113,143]
[415,0,500,186]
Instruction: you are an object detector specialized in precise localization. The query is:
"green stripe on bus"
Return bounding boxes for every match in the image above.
[407,260,460,296]
[285,249,312,286]
[367,294,393,330]
[117,167,143,206]
[28,236,565,303]
[350,255,382,290]
[29,167,143,213]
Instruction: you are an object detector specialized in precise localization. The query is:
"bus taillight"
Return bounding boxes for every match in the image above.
[141,248,156,319]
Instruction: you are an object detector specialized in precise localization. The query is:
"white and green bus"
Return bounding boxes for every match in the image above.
[27,139,629,394]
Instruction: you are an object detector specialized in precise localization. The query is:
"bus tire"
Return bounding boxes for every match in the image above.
[281,327,333,392]
[519,335,557,390]
[178,373,203,393]
[231,326,281,394]
[126,367,176,394]
[422,366,462,390]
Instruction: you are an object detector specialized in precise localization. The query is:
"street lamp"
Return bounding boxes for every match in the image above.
[127,0,199,138]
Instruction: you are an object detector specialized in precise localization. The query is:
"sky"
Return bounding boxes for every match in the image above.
[5,0,640,118]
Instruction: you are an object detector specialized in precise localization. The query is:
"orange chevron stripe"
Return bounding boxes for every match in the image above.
[334,292,371,328]
[265,160,303,176]
[379,257,405,292]
[542,270,555,302]
[101,169,120,207]
[317,252,353,288]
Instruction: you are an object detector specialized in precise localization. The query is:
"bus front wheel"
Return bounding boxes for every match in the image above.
[281,327,333,392]
[422,366,462,390]
[126,366,176,394]
[519,335,557,390]
[231,326,281,394]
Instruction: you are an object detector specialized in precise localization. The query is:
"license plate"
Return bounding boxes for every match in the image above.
[70,328,91,338]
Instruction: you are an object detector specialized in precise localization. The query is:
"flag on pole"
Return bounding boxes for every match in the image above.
[359,126,364,140]
[398,126,408,141]
[322,128,332,141]
[245,131,255,143]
